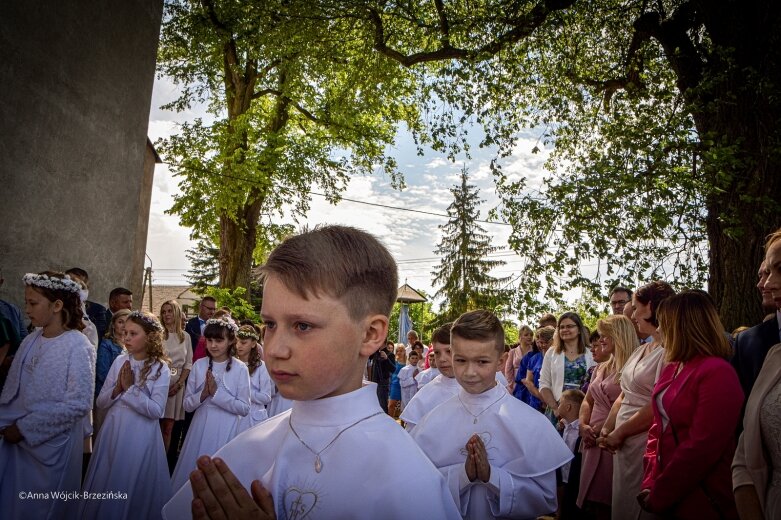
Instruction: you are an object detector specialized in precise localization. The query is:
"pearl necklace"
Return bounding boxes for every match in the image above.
[288,411,384,473]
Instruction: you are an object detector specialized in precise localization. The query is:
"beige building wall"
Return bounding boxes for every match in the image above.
[0,0,164,310]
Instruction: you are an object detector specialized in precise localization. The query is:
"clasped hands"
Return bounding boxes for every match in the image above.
[464,434,491,483]
[200,370,218,402]
[189,456,275,520]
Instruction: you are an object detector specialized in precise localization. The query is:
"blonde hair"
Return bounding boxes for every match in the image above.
[126,311,171,387]
[657,291,732,362]
[596,315,639,383]
[394,344,407,364]
[560,388,585,407]
[160,300,185,343]
[765,227,781,249]
[106,308,132,341]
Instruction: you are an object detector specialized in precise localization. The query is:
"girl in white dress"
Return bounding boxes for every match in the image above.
[158,300,192,453]
[81,311,172,520]
[170,316,250,492]
[235,325,273,432]
[0,272,94,520]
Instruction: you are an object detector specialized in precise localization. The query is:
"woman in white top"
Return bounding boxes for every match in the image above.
[159,300,192,453]
[539,312,596,423]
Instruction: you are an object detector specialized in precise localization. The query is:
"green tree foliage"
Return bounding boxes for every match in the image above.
[185,239,219,293]
[432,168,513,321]
[388,300,438,345]
[156,0,423,291]
[326,0,781,329]
[203,286,259,322]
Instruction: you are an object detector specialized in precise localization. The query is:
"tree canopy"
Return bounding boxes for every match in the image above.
[432,168,513,321]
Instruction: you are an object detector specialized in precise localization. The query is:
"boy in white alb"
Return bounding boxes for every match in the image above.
[412,310,573,519]
[162,226,459,520]
[398,350,421,409]
[416,350,440,387]
[401,323,460,432]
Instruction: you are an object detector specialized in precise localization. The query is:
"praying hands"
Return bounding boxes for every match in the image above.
[464,434,491,483]
[190,456,275,520]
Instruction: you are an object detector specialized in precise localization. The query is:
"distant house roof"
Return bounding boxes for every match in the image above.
[140,285,200,316]
[397,283,427,303]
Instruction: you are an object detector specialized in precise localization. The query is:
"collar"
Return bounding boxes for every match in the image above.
[291,383,382,427]
[433,374,460,389]
[457,380,505,407]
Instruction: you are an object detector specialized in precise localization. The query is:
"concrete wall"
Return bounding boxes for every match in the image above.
[0,0,164,310]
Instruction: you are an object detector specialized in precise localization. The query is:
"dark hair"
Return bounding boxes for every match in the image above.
[553,312,589,355]
[450,310,505,354]
[610,286,633,299]
[634,281,676,328]
[431,322,452,345]
[65,267,89,283]
[204,321,237,371]
[201,296,216,304]
[538,313,557,328]
[25,271,85,331]
[109,287,133,300]
[589,330,600,343]
[412,341,425,351]
[259,225,398,321]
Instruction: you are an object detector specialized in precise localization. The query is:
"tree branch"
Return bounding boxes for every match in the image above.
[369,0,576,67]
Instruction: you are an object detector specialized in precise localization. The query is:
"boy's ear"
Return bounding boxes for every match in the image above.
[359,314,390,357]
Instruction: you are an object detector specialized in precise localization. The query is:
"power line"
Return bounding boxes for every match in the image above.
[165,165,512,226]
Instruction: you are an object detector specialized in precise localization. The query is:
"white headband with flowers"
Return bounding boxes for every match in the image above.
[128,311,165,332]
[206,317,239,334]
[23,273,81,294]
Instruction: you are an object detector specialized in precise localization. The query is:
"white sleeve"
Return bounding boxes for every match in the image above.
[211,364,250,416]
[438,462,557,518]
[252,365,274,407]
[184,362,205,412]
[120,363,171,419]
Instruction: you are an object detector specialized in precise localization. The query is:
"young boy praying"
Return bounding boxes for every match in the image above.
[162,226,459,519]
[411,310,572,519]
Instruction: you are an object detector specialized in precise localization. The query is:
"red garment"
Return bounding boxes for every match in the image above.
[192,335,207,362]
[641,355,742,519]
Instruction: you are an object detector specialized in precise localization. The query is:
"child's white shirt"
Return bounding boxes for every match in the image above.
[411,383,573,519]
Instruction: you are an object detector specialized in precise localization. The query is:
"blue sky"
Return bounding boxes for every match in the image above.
[145,75,557,314]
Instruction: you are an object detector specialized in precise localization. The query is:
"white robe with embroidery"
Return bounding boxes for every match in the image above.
[0,329,94,520]
[81,354,171,519]
[400,374,460,432]
[236,362,274,433]
[170,357,250,492]
[411,383,573,519]
[163,383,461,520]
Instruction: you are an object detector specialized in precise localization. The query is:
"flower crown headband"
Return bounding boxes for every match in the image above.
[206,317,239,334]
[23,273,81,294]
[236,328,259,340]
[128,311,165,332]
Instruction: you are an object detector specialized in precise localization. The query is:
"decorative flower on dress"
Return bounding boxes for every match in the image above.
[23,273,82,294]
[206,316,239,333]
[128,311,165,332]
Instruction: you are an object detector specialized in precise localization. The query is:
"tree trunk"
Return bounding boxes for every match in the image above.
[219,213,256,292]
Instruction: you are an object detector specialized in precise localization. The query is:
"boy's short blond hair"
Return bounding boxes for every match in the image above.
[560,389,585,407]
[450,310,504,354]
[259,225,398,320]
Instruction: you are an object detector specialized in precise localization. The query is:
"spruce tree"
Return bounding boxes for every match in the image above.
[432,168,512,321]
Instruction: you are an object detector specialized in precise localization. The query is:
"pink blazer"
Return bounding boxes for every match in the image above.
[642,355,743,519]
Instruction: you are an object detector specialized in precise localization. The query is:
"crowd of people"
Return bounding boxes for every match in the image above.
[0,224,779,519]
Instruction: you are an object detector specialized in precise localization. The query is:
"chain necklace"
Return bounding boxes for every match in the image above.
[458,391,507,424]
[288,411,384,473]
